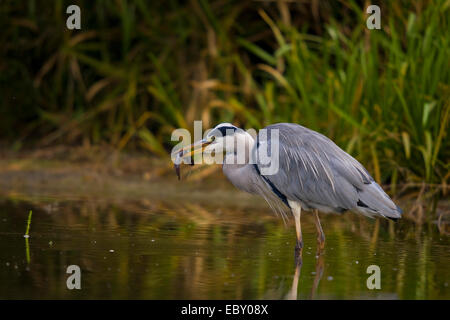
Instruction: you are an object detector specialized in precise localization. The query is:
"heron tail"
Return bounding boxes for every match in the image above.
[355,182,402,220]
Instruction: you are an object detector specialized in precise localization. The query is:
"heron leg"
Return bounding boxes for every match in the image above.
[292,204,303,251]
[313,209,325,249]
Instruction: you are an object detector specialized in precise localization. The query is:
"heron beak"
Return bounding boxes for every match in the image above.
[173,138,212,180]
[180,138,213,158]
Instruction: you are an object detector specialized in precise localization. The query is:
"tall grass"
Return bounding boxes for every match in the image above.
[235,3,450,188]
[1,1,448,190]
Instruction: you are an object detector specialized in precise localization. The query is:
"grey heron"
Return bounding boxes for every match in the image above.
[177,122,402,251]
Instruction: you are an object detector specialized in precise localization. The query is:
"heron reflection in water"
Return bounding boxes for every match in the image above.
[285,248,325,300]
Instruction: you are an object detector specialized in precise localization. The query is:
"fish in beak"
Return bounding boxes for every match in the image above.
[173,138,213,180]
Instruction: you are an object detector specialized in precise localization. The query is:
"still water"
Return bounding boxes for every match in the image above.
[0,189,448,299]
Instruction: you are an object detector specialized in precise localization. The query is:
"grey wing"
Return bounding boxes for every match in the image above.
[256,123,401,219]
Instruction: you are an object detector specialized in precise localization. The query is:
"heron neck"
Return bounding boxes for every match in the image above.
[224,133,255,165]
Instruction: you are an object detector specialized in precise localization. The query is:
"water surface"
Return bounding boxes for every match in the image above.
[0,191,448,299]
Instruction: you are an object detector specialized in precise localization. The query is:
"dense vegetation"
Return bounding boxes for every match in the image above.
[1,0,449,191]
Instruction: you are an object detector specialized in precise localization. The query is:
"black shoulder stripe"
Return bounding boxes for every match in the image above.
[253,164,290,209]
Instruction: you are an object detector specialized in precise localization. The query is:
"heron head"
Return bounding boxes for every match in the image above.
[179,123,253,160]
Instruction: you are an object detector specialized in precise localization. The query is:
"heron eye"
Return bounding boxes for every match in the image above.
[209,135,216,142]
